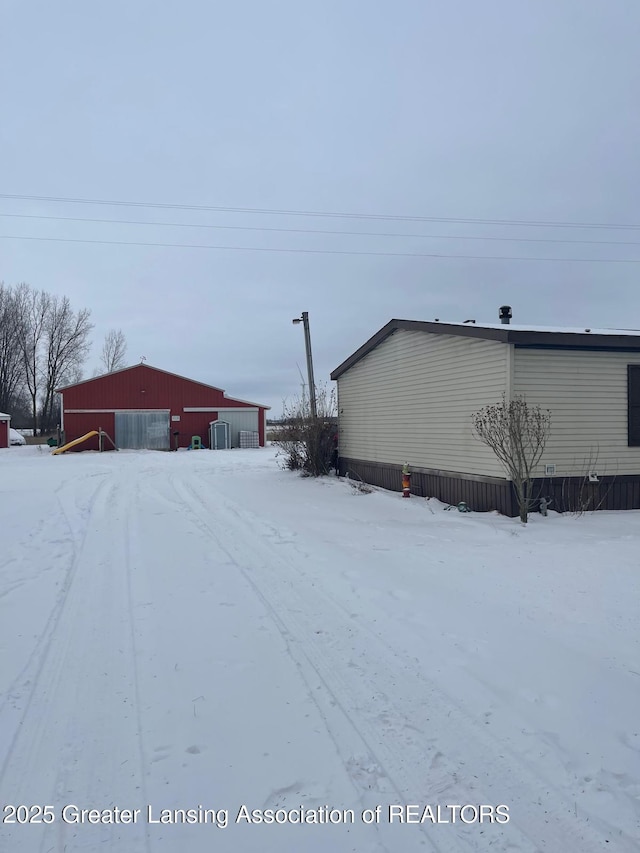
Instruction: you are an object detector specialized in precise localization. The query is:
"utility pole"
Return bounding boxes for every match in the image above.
[292,311,317,419]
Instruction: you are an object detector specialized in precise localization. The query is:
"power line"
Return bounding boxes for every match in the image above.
[2,211,640,247]
[1,192,639,231]
[2,233,640,262]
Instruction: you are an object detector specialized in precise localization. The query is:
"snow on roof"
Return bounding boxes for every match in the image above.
[0,412,10,419]
[331,318,640,380]
[435,321,640,336]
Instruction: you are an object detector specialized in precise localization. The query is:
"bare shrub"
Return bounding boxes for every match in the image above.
[345,471,373,494]
[273,385,337,477]
[559,446,617,516]
[473,395,551,523]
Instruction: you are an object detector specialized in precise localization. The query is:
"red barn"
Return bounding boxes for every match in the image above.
[56,364,269,451]
[0,413,10,448]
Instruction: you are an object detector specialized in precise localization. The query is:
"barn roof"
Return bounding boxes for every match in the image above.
[330,319,640,380]
[56,363,269,408]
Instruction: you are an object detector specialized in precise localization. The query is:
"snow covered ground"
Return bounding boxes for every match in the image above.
[0,445,638,852]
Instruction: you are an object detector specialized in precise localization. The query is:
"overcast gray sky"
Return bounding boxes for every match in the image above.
[2,1,640,412]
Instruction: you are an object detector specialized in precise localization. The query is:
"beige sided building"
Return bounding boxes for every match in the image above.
[331,314,640,515]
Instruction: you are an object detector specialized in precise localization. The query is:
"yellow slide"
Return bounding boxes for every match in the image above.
[52,430,100,455]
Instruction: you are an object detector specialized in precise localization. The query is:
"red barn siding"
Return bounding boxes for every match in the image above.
[62,413,115,451]
[173,411,218,448]
[0,418,9,448]
[59,365,267,450]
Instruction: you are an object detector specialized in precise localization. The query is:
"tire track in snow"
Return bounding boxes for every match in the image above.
[0,476,112,765]
[145,472,438,853]
[154,473,485,852]
[123,477,153,853]
[0,478,118,853]
[157,470,633,853]
[0,511,55,600]
[0,472,152,853]
[47,472,153,853]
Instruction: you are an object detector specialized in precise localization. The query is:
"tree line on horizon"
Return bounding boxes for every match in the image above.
[0,282,127,433]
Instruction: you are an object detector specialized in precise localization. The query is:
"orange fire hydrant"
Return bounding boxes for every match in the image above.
[402,462,411,498]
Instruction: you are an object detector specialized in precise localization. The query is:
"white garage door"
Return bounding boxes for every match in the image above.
[115,411,170,450]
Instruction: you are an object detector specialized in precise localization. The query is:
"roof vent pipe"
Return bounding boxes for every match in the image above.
[499,305,512,325]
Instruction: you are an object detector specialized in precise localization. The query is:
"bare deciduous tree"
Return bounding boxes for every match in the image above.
[3,283,94,433]
[0,283,25,413]
[40,296,93,432]
[472,395,551,523]
[13,283,51,435]
[100,328,127,374]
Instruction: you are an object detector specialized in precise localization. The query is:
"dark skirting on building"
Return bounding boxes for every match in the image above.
[338,457,640,515]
